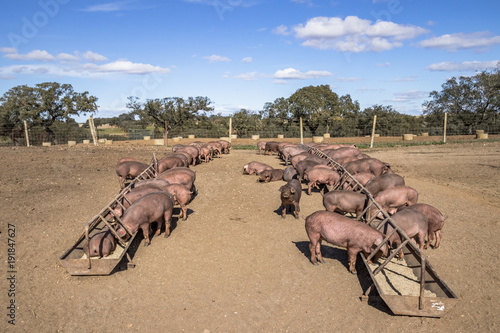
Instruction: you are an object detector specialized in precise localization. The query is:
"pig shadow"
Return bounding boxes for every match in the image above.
[274,205,298,219]
[293,240,392,315]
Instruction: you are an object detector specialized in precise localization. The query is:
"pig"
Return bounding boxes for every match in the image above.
[306,167,340,195]
[257,141,267,155]
[342,172,376,190]
[290,152,313,168]
[283,166,298,181]
[168,153,191,167]
[399,203,447,249]
[323,147,361,161]
[279,179,302,219]
[116,157,144,165]
[264,141,280,155]
[318,144,357,151]
[199,147,212,163]
[322,190,367,219]
[302,164,332,181]
[258,169,284,183]
[115,192,175,246]
[175,146,199,166]
[371,186,418,218]
[115,161,149,188]
[208,141,223,157]
[385,209,428,259]
[295,160,322,180]
[157,156,186,173]
[242,161,273,175]
[164,183,193,220]
[217,140,231,154]
[344,158,391,177]
[364,174,405,196]
[113,184,168,217]
[305,210,388,273]
[282,146,308,165]
[157,168,196,191]
[83,228,117,258]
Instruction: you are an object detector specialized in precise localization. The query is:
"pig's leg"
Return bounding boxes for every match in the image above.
[434,230,442,249]
[141,224,151,246]
[281,204,286,219]
[181,204,187,221]
[308,240,318,265]
[425,230,434,249]
[347,248,358,274]
[293,201,300,219]
[163,211,172,238]
[315,239,324,264]
[307,181,314,195]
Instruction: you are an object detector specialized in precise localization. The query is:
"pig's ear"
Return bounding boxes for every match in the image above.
[290,188,295,194]
[278,186,284,192]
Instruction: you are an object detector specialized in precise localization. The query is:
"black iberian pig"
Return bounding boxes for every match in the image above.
[279,179,302,219]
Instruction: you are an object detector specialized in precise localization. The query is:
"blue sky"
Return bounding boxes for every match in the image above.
[1,0,499,122]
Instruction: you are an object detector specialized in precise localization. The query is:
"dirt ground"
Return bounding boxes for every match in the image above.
[1,137,499,332]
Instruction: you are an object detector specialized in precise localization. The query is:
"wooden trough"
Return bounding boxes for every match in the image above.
[307,146,459,318]
[59,156,157,276]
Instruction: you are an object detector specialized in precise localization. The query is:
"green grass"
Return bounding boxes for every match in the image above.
[232,144,257,150]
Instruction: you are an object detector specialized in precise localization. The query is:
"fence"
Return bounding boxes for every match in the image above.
[1,120,499,147]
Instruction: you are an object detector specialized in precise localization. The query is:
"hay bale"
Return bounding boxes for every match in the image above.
[68,141,76,147]
[105,140,113,145]
[219,137,230,140]
[421,132,429,137]
[277,134,284,139]
[477,133,488,139]
[374,134,380,137]
[172,137,181,142]
[42,142,51,147]
[230,134,237,139]
[98,139,107,144]
[476,130,485,136]
[251,135,260,140]
[403,134,414,141]
[82,139,90,144]
[188,135,195,139]
[153,139,165,146]
[143,136,151,140]
[312,136,324,143]
[323,133,330,138]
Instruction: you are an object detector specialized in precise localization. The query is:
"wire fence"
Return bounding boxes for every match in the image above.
[1,121,499,147]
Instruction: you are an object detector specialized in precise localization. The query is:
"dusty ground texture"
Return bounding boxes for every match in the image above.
[1,138,499,332]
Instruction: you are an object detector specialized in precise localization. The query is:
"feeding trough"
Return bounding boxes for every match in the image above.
[60,156,157,276]
[307,146,459,317]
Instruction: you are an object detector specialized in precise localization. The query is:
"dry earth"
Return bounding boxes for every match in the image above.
[0,138,499,332]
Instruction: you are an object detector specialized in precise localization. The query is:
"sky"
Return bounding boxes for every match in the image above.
[0,0,499,123]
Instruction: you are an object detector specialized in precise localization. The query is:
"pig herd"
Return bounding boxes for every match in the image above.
[245,141,447,274]
[84,140,231,258]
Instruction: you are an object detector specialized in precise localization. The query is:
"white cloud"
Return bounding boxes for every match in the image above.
[336,77,362,82]
[0,48,171,77]
[273,79,289,84]
[273,24,290,36]
[204,55,231,63]
[392,90,428,102]
[4,49,55,61]
[376,62,391,67]
[273,67,333,79]
[83,59,171,74]
[242,57,253,63]
[235,72,259,81]
[81,1,135,12]
[426,60,499,72]
[419,32,500,52]
[289,16,428,52]
[82,51,108,62]
[391,75,418,82]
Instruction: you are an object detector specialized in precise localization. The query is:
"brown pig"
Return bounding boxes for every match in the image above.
[305,210,388,274]
[385,208,428,259]
[243,161,273,175]
[115,192,175,246]
[279,179,302,219]
[164,184,193,220]
[364,173,405,196]
[257,141,267,155]
[306,168,340,195]
[344,158,391,177]
[258,169,284,182]
[371,186,418,218]
[83,228,117,258]
[322,190,367,219]
[157,156,186,173]
[115,161,149,188]
[399,203,447,249]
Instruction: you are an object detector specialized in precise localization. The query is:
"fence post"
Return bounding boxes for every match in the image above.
[229,117,232,144]
[300,117,303,144]
[89,115,98,146]
[24,120,30,147]
[443,112,447,143]
[370,115,377,149]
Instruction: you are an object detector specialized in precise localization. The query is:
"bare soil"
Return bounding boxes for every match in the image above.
[1,138,499,332]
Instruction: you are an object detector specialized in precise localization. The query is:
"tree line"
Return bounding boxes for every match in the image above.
[1,67,498,143]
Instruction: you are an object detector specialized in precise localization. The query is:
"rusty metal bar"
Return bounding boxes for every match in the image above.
[420,255,426,310]
[373,239,410,276]
[85,226,91,269]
